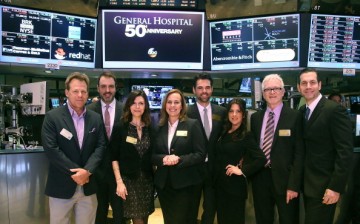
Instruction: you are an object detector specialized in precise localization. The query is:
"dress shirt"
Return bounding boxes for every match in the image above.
[305,94,323,120]
[67,104,86,149]
[101,99,116,135]
[168,120,179,154]
[196,102,212,132]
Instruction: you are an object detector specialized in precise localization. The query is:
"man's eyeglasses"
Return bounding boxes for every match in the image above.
[263,87,283,93]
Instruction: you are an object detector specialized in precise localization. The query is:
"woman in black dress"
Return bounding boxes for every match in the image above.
[214,98,266,224]
[111,90,154,224]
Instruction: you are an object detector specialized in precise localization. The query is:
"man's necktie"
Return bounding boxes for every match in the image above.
[263,112,274,167]
[105,105,111,139]
[305,107,310,121]
[203,107,211,139]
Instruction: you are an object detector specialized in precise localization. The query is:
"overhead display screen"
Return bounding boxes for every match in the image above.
[308,14,360,69]
[0,5,97,68]
[102,10,204,69]
[210,14,300,70]
[103,0,197,9]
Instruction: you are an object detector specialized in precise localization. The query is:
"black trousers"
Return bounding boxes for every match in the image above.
[95,178,124,224]
[190,163,216,224]
[157,183,198,224]
[216,187,246,224]
[252,168,299,224]
[304,196,337,224]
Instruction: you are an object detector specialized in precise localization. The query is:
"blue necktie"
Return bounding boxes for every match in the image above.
[305,107,310,121]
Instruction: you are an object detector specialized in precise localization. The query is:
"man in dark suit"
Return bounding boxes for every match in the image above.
[41,72,106,224]
[187,74,226,224]
[87,71,125,223]
[297,68,353,224]
[250,74,304,224]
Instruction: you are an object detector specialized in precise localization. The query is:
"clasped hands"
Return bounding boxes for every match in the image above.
[70,168,90,186]
[163,154,180,166]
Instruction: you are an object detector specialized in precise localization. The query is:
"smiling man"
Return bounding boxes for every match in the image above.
[87,71,125,224]
[297,68,353,224]
[250,74,304,224]
[42,72,106,224]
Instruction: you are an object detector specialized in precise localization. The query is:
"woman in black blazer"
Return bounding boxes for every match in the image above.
[152,89,206,224]
[214,98,266,224]
[111,90,154,224]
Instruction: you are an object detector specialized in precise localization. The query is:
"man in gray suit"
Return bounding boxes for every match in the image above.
[87,71,125,224]
[187,74,226,224]
[42,72,106,224]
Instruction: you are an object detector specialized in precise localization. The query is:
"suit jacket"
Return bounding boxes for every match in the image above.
[86,100,123,182]
[110,121,154,180]
[187,103,226,173]
[41,105,106,199]
[251,105,304,195]
[152,118,206,190]
[300,96,353,198]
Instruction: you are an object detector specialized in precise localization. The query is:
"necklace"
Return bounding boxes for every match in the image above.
[130,121,144,131]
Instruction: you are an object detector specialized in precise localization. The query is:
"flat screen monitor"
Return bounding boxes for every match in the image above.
[307,14,360,69]
[102,10,204,69]
[131,85,173,109]
[0,5,97,68]
[210,14,300,70]
[239,77,252,94]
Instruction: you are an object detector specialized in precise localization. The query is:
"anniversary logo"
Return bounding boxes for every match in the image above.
[102,10,204,69]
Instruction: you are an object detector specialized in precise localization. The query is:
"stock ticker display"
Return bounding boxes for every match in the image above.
[308,14,360,69]
[106,0,197,8]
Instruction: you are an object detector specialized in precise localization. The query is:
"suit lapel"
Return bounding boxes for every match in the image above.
[170,121,186,149]
[306,96,326,129]
[272,106,288,148]
[160,124,169,154]
[114,101,122,124]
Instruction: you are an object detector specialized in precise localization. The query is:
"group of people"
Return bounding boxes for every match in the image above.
[41,68,355,224]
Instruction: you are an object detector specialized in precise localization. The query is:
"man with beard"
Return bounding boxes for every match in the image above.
[187,74,226,224]
[87,71,125,223]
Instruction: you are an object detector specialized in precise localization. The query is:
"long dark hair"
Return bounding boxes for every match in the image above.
[122,90,151,127]
[222,98,248,141]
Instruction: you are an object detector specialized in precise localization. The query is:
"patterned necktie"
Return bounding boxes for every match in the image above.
[203,107,211,139]
[263,112,274,166]
[104,105,111,139]
[305,107,310,121]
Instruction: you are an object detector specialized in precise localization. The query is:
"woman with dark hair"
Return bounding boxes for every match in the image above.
[152,89,206,224]
[214,98,266,224]
[111,90,154,224]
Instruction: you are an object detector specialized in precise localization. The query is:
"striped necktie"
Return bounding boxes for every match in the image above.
[263,112,274,167]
